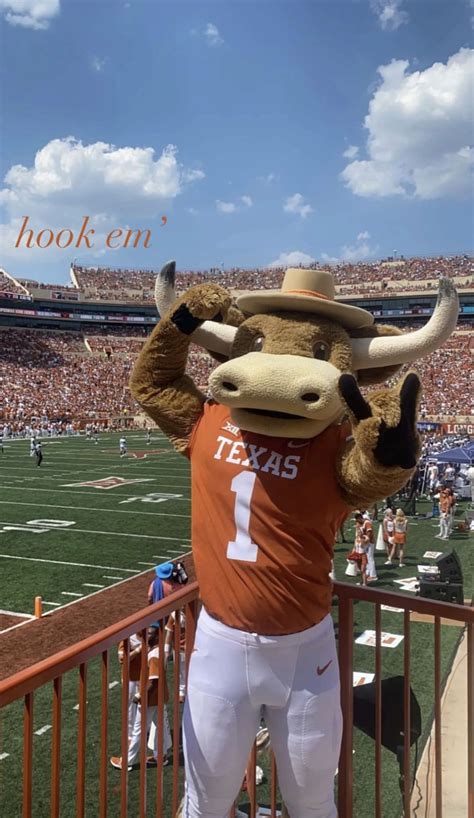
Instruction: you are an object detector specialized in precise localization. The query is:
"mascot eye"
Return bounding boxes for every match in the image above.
[313,341,330,361]
[251,335,264,352]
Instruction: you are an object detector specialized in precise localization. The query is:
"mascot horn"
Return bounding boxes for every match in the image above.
[131,262,458,818]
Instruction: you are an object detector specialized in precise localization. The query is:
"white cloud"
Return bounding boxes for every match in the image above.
[269,250,316,268]
[322,235,378,264]
[91,56,107,73]
[216,195,252,213]
[204,22,223,46]
[258,172,276,183]
[370,0,409,31]
[343,145,359,159]
[0,0,59,29]
[0,137,204,258]
[340,241,377,262]
[283,193,313,219]
[216,200,236,214]
[341,48,474,199]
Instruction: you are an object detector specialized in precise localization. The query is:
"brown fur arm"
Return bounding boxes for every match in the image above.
[130,284,231,451]
[336,373,421,509]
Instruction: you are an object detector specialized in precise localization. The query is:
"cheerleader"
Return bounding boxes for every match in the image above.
[383,508,395,564]
[390,509,407,567]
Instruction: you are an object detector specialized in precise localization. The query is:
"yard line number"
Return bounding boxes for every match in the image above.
[0,519,76,534]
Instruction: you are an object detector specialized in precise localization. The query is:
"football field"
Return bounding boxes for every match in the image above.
[0,432,191,617]
[0,432,472,817]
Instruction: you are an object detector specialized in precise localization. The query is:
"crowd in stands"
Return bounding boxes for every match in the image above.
[1,322,471,425]
[86,335,145,354]
[0,270,29,296]
[0,328,137,424]
[67,256,472,304]
[73,264,156,291]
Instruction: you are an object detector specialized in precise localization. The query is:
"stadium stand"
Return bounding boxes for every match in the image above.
[0,268,30,296]
[0,255,472,425]
[0,323,472,426]
[68,256,473,304]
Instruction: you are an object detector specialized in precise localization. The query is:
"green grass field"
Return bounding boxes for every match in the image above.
[0,432,472,818]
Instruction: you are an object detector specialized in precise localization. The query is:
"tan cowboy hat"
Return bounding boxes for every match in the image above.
[236,268,374,329]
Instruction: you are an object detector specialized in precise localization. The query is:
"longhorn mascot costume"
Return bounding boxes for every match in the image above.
[130,264,458,818]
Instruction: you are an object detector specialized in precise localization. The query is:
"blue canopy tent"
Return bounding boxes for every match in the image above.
[436,442,474,464]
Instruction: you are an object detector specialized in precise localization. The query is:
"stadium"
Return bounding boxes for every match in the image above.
[0,257,473,818]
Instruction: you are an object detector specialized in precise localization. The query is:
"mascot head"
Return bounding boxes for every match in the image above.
[156,263,459,439]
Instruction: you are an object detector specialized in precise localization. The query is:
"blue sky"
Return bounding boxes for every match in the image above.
[0,0,472,284]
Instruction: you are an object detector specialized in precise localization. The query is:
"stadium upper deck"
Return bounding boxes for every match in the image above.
[0,257,472,424]
[1,254,472,306]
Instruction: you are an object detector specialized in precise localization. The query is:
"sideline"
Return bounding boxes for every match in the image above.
[411,630,469,817]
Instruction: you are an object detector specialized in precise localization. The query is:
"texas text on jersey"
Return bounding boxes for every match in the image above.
[187,401,351,635]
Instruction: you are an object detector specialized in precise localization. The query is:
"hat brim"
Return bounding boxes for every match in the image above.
[236,292,374,330]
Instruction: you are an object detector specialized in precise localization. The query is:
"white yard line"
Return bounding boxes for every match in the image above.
[0,521,191,543]
[0,554,139,572]
[0,485,191,500]
[34,725,52,736]
[152,555,174,560]
[42,601,61,607]
[0,459,189,480]
[137,561,157,566]
[0,607,33,619]
[0,753,10,761]
[166,549,189,554]
[82,583,104,589]
[103,575,125,580]
[61,592,83,597]
[40,565,160,618]
[108,681,119,689]
[0,500,190,518]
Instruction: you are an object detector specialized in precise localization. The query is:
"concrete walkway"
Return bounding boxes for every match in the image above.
[411,629,469,818]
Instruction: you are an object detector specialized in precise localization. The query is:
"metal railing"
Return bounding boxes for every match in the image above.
[0,581,472,817]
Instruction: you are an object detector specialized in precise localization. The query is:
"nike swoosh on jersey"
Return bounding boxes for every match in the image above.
[316,660,333,676]
[287,440,310,449]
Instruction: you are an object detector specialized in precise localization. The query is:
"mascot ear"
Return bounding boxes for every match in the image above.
[350,325,404,386]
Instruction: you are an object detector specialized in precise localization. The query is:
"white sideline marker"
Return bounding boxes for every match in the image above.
[42,601,60,607]
[35,725,52,736]
[103,575,123,580]
[82,583,104,588]
[109,681,119,689]
[153,555,173,559]
[0,753,9,761]
[137,562,156,566]
[61,592,83,597]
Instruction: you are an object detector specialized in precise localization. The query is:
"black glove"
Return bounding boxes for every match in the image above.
[339,372,421,470]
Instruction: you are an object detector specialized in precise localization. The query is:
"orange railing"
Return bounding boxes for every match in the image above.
[0,581,473,817]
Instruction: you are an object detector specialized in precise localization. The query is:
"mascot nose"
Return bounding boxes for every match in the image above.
[301,391,320,403]
[221,380,239,393]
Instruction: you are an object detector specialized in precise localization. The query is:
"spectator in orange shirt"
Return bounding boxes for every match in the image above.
[111,627,172,771]
[436,487,451,540]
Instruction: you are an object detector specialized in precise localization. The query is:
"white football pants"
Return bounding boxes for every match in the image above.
[182,608,342,818]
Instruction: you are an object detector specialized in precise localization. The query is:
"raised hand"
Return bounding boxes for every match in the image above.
[170,283,232,336]
[339,372,421,470]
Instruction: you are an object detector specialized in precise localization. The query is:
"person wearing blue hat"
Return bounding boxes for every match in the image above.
[147,563,176,627]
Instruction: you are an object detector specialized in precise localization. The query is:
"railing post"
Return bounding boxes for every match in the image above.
[337,593,354,818]
[23,692,34,818]
[467,622,473,818]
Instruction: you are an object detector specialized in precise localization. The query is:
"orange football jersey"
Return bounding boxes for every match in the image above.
[187,401,351,635]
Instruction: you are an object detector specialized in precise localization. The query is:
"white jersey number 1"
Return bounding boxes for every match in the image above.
[227,471,258,562]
